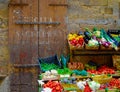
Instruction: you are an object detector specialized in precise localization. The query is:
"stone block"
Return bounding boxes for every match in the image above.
[90,0,108,6]
[79,0,108,6]
[67,23,80,31]
[105,8,113,14]
[69,0,108,6]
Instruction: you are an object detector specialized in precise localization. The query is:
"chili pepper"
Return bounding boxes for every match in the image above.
[84,84,92,92]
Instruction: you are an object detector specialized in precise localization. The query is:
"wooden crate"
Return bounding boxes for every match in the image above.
[100,45,113,50]
[112,55,120,70]
[85,44,99,50]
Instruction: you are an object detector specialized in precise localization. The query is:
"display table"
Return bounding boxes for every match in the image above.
[70,48,120,62]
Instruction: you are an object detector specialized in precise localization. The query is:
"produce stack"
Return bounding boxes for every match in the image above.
[38,27,120,92]
[38,54,120,92]
[68,27,120,50]
[68,33,84,50]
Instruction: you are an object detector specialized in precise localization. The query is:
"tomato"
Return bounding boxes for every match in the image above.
[56,86,60,90]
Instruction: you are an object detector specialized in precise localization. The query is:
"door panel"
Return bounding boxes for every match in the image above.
[9,0,39,92]
[38,0,67,57]
[9,0,67,92]
[9,0,39,64]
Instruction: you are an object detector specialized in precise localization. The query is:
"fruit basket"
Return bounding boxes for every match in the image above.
[92,75,112,84]
[67,33,85,50]
[68,40,84,50]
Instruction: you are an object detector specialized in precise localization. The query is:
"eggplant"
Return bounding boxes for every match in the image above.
[84,28,92,39]
[84,31,91,40]
[83,37,89,44]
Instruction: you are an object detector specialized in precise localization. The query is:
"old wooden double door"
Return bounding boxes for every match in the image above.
[9,0,67,92]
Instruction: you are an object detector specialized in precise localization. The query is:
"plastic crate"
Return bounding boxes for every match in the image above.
[38,54,61,72]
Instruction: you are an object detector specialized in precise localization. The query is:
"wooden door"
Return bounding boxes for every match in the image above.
[9,0,39,92]
[38,0,68,57]
[9,0,67,92]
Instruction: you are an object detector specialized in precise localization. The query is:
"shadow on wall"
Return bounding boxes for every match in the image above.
[0,77,10,92]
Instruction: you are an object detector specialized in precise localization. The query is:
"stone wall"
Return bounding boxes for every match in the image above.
[0,0,10,92]
[67,0,120,32]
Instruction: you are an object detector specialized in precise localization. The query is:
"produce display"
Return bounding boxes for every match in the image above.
[38,57,120,92]
[68,27,120,50]
[38,59,120,92]
[38,28,120,92]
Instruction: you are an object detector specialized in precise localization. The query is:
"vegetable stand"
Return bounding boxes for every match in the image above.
[68,28,120,64]
[66,28,120,92]
[38,27,120,91]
